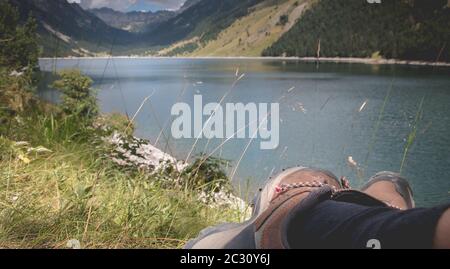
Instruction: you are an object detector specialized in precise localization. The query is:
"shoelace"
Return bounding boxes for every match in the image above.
[274,177,404,210]
[275,181,336,195]
[275,177,351,194]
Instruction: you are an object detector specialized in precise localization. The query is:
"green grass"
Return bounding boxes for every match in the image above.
[0,98,243,249]
[400,97,425,173]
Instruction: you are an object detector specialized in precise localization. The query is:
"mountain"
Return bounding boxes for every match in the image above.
[263,0,450,62]
[89,7,174,32]
[154,0,314,57]
[88,0,203,33]
[145,0,264,47]
[6,0,450,61]
[8,0,136,57]
[7,0,263,57]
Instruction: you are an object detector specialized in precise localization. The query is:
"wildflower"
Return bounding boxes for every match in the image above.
[18,154,31,164]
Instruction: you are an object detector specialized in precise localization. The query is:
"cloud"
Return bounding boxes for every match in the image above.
[67,0,185,11]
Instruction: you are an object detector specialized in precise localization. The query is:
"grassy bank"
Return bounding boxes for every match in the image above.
[0,90,244,249]
[0,138,242,248]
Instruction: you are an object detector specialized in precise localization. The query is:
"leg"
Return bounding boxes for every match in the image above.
[434,208,450,249]
[287,172,449,249]
[287,199,450,249]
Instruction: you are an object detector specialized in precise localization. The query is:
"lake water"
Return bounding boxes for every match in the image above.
[38,58,450,207]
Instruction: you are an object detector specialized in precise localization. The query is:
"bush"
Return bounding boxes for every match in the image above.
[182,155,232,193]
[51,70,98,122]
[371,51,383,60]
[278,15,289,26]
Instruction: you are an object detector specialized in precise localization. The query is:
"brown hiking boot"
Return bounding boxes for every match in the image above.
[253,167,343,248]
[252,167,343,216]
[185,167,344,249]
[361,171,415,210]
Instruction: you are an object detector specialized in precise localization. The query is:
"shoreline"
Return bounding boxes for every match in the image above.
[39,56,450,67]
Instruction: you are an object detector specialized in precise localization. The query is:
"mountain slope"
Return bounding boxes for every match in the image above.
[188,0,310,57]
[263,0,450,61]
[9,0,136,57]
[146,0,264,46]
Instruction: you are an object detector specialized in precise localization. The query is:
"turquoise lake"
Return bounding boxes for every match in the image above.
[39,58,450,206]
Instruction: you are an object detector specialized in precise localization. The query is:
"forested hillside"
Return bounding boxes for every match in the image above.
[263,0,450,62]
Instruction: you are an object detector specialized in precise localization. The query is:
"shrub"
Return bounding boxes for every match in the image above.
[278,15,289,26]
[51,70,98,122]
[182,155,232,193]
[371,51,383,60]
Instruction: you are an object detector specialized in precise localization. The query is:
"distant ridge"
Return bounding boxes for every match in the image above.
[9,0,136,57]
[89,7,174,33]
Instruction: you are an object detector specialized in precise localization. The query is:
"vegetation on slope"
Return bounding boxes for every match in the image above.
[263,0,450,62]
[188,0,310,57]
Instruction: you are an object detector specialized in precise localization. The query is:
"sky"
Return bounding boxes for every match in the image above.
[67,0,186,12]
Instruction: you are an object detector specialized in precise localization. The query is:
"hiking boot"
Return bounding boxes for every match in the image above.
[185,167,343,249]
[361,171,415,210]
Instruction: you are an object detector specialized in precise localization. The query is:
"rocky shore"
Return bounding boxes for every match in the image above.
[105,132,249,213]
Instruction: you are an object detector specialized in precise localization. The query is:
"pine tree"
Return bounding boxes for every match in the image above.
[0,0,39,70]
